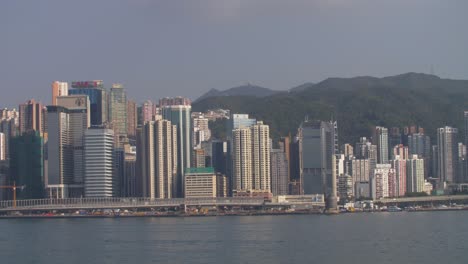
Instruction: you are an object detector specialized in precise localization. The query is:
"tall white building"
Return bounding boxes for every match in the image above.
[192,114,211,148]
[232,127,252,191]
[137,118,178,198]
[232,121,271,193]
[407,155,425,193]
[0,133,5,161]
[371,164,394,199]
[251,121,270,191]
[51,81,68,105]
[84,128,115,197]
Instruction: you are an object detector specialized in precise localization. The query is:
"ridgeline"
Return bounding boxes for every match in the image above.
[192,73,468,144]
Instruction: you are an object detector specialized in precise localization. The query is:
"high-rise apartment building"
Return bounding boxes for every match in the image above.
[392,144,409,160]
[69,81,107,126]
[127,100,137,140]
[271,148,289,196]
[407,155,425,193]
[161,97,191,197]
[137,119,178,199]
[109,83,128,142]
[371,164,393,199]
[297,120,338,195]
[391,157,407,197]
[19,99,45,136]
[251,121,270,191]
[408,133,431,158]
[341,143,354,158]
[372,126,389,164]
[192,114,211,148]
[51,81,68,105]
[140,100,158,124]
[232,127,253,191]
[84,128,116,197]
[0,110,19,160]
[437,126,458,183]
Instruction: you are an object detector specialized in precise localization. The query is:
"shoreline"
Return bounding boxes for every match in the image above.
[1,206,468,219]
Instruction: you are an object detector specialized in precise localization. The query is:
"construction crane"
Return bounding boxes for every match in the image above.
[0,182,25,208]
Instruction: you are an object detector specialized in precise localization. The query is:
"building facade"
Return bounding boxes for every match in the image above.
[184,167,217,198]
[271,149,289,196]
[69,80,107,126]
[437,126,458,183]
[109,83,128,142]
[51,81,68,105]
[161,99,191,197]
[84,128,116,197]
[297,120,338,195]
[137,119,178,199]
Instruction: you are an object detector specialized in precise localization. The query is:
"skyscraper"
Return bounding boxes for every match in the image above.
[371,164,393,199]
[84,128,116,197]
[192,114,211,148]
[227,114,257,139]
[9,131,45,199]
[0,109,19,161]
[407,155,425,193]
[392,144,409,160]
[211,140,228,175]
[46,106,73,198]
[231,120,272,194]
[297,120,338,195]
[391,157,407,197]
[51,81,68,105]
[69,80,107,126]
[0,133,4,161]
[137,118,178,199]
[19,99,45,136]
[56,95,91,188]
[109,83,128,143]
[372,126,389,164]
[161,97,191,197]
[127,100,137,141]
[232,127,253,191]
[140,100,157,124]
[408,133,431,158]
[251,121,270,191]
[271,148,289,196]
[437,126,458,183]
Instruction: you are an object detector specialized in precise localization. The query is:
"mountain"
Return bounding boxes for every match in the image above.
[193,73,468,144]
[194,84,281,102]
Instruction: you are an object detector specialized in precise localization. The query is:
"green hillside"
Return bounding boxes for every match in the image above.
[192,73,468,144]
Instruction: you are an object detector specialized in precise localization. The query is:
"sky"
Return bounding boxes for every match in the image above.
[1,0,468,107]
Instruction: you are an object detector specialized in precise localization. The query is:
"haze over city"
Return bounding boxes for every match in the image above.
[2,0,468,106]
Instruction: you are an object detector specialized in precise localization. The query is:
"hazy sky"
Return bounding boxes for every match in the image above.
[2,0,468,107]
